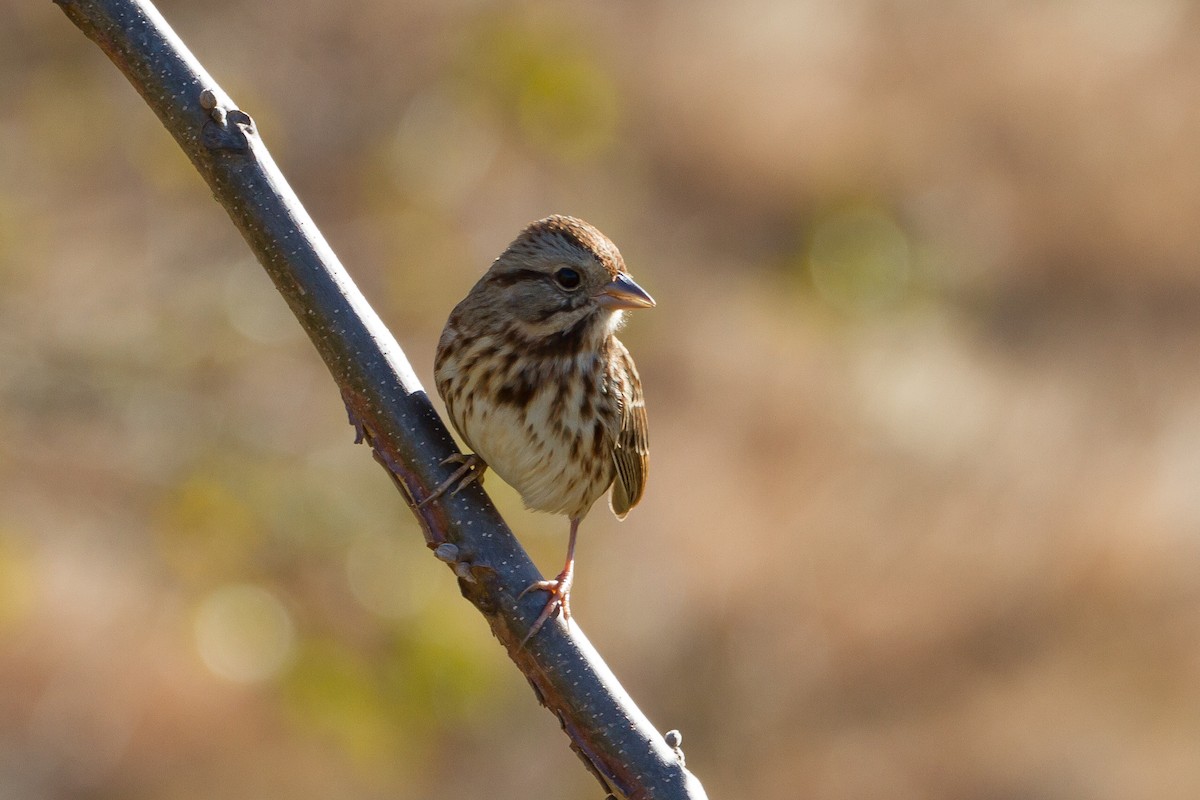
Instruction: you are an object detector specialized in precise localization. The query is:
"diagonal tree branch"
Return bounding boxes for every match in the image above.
[52,0,707,797]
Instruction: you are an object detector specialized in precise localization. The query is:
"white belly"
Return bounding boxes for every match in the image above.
[443,353,616,519]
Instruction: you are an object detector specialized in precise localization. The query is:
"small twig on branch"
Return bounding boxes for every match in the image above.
[52,0,708,797]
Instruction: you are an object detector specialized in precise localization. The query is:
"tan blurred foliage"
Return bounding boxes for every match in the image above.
[4,0,1200,798]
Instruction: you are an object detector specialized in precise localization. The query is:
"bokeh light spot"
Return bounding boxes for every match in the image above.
[194,583,295,684]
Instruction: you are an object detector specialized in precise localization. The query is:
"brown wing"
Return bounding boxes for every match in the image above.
[609,339,649,519]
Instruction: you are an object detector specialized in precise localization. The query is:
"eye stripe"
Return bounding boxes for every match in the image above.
[486,268,546,288]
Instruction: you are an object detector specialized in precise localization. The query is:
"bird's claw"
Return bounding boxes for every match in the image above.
[519,570,574,647]
[418,453,486,508]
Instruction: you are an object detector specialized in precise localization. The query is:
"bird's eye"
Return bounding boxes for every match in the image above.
[553,267,582,290]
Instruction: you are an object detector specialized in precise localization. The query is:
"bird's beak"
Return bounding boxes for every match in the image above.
[595,273,656,310]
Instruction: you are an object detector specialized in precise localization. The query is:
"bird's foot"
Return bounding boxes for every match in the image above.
[418,453,487,508]
[518,567,574,646]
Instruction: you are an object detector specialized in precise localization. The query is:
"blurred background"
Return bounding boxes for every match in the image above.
[4,0,1200,797]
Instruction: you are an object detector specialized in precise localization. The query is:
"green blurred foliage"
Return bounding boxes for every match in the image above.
[284,637,415,770]
[282,618,499,774]
[0,533,35,632]
[158,474,265,586]
[457,10,620,162]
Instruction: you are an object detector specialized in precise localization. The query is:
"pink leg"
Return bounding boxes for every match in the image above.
[519,517,579,645]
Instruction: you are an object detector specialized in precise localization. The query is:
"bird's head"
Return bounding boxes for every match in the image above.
[475,215,655,349]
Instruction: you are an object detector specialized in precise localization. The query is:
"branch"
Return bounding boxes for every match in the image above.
[52,0,707,797]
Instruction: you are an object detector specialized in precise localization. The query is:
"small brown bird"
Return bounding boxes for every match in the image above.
[428,215,654,642]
